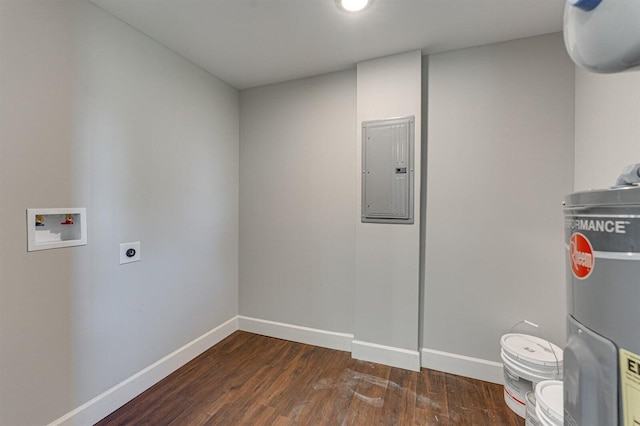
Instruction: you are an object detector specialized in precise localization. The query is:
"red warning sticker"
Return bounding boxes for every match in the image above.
[570,232,594,279]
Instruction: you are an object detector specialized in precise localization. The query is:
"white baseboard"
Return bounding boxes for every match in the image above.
[46,315,504,426]
[351,340,421,372]
[237,316,353,352]
[421,347,504,384]
[47,316,239,426]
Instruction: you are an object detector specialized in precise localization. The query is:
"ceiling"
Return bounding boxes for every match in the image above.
[90,0,565,90]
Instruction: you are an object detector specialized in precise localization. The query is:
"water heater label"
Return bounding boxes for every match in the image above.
[620,348,640,426]
[569,233,594,279]
[565,215,640,255]
[567,218,629,234]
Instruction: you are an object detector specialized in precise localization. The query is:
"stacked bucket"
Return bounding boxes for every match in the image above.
[533,380,564,426]
[500,333,564,425]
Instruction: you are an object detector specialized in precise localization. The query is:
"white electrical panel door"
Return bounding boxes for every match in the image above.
[362,116,414,224]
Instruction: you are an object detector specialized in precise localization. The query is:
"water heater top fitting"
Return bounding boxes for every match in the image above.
[614,163,640,187]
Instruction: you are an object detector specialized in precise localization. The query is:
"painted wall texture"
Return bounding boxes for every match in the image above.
[574,67,640,191]
[239,70,356,334]
[424,33,574,361]
[0,1,239,424]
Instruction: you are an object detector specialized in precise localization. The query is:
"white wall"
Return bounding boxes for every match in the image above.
[574,67,640,191]
[0,1,239,425]
[0,3,585,423]
[424,34,574,366]
[354,51,422,370]
[239,70,356,334]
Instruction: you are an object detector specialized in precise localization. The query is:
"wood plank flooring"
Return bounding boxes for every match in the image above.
[95,331,523,425]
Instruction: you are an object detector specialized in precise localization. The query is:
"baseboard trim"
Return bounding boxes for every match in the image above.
[237,316,353,352]
[421,347,504,384]
[46,316,504,425]
[47,316,239,426]
[351,340,421,372]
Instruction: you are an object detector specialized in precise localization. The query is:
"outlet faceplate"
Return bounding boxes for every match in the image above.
[120,242,141,265]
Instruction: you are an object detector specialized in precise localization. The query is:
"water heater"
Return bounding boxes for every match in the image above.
[563,1,640,425]
[563,187,640,425]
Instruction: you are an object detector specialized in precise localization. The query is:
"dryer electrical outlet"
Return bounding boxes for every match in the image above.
[361,116,415,224]
[120,242,141,265]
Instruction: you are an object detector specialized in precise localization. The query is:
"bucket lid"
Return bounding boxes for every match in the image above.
[501,334,563,367]
[525,391,536,407]
[535,380,563,423]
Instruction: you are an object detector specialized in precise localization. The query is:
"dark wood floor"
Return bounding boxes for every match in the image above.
[96,331,524,425]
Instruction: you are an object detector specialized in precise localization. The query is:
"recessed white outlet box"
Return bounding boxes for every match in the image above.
[120,242,141,265]
[27,208,87,252]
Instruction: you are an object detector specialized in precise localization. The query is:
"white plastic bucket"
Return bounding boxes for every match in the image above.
[501,334,563,418]
[535,380,563,426]
[525,391,540,426]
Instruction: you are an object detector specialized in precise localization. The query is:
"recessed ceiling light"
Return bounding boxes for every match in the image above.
[337,0,371,13]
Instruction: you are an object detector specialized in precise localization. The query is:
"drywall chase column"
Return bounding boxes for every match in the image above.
[353,51,422,371]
